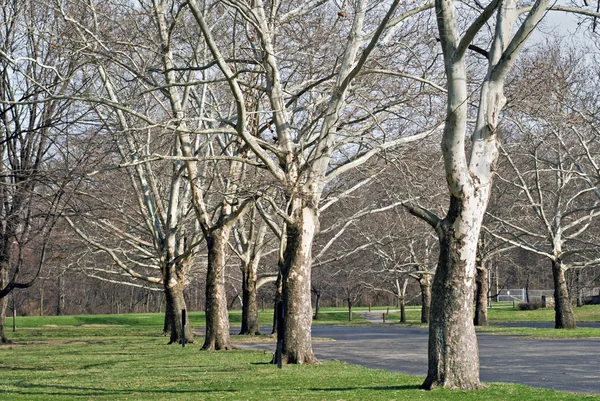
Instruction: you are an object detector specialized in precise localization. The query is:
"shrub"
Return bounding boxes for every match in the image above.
[518,302,542,310]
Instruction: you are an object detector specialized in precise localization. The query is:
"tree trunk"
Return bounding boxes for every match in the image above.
[203,226,232,350]
[575,270,582,308]
[552,259,576,329]
[421,197,481,390]
[474,264,489,326]
[0,266,10,344]
[271,270,283,335]
[39,287,44,317]
[419,275,431,324]
[347,298,353,322]
[280,204,317,364]
[162,260,194,344]
[56,276,65,316]
[313,291,321,320]
[240,265,261,335]
[399,296,406,323]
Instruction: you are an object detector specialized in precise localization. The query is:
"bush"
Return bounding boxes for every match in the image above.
[518,302,542,310]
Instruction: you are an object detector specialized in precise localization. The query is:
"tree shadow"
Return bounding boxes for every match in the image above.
[10,382,236,397]
[309,384,419,392]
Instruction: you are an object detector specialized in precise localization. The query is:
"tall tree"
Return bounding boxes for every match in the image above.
[231,205,278,335]
[188,0,440,363]
[0,0,92,342]
[404,0,600,390]
[486,43,600,328]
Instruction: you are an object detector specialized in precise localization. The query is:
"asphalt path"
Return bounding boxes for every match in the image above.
[238,324,600,395]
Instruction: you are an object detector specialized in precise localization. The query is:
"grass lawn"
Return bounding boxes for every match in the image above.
[380,304,600,338]
[487,303,600,322]
[2,314,600,400]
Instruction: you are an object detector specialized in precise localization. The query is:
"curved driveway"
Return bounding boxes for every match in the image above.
[242,324,600,395]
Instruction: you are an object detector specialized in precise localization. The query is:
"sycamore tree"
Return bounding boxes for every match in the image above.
[188,0,442,364]
[55,0,260,347]
[403,0,600,390]
[486,42,600,329]
[231,204,278,335]
[57,0,204,344]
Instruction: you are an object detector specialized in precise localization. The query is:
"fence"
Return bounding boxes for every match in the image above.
[496,289,553,303]
[495,287,600,304]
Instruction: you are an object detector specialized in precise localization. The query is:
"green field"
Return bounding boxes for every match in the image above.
[1,310,600,400]
[378,303,600,338]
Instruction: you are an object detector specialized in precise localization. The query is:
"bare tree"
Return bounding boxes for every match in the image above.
[0,0,94,342]
[188,0,441,363]
[231,205,278,335]
[404,0,600,390]
[485,44,600,328]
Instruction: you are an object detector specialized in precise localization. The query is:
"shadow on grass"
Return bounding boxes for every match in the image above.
[0,366,51,371]
[308,384,420,392]
[82,360,135,370]
[12,382,236,397]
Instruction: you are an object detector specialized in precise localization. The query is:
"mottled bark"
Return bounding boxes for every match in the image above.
[552,259,576,329]
[240,266,260,335]
[422,197,481,390]
[163,261,194,344]
[280,204,317,364]
[474,263,489,326]
[203,226,232,350]
[419,275,431,324]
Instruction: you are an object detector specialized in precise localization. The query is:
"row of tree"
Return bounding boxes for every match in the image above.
[2,0,600,390]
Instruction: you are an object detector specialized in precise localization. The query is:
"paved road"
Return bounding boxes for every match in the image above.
[240,324,600,395]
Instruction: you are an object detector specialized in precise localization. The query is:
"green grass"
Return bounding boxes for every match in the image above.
[2,315,599,401]
[366,304,600,338]
[487,303,600,322]
[475,326,600,338]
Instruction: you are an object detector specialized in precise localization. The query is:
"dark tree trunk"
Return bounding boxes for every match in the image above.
[0,267,10,344]
[421,197,481,390]
[313,291,321,320]
[271,270,283,335]
[162,260,194,344]
[56,276,65,316]
[203,226,232,350]
[575,270,582,308]
[280,204,317,364]
[347,298,352,322]
[39,287,44,316]
[399,296,406,323]
[474,263,489,326]
[419,275,431,324]
[240,265,261,335]
[552,259,576,329]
